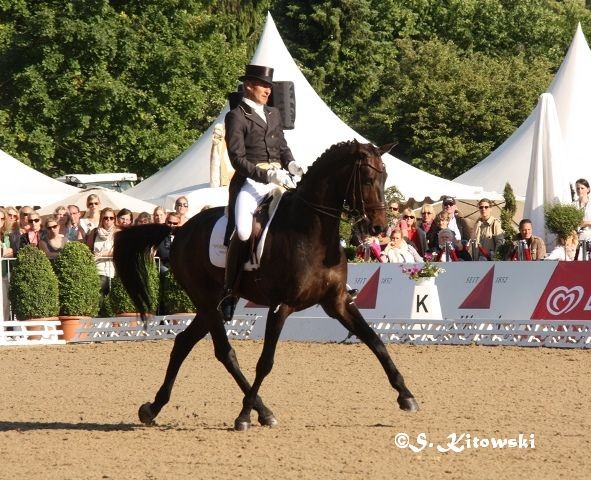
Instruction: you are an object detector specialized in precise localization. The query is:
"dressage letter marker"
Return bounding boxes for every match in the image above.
[411,281,443,320]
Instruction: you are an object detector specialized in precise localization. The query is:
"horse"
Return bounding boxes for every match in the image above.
[113,140,419,431]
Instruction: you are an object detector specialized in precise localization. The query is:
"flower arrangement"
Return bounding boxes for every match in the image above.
[401,261,445,282]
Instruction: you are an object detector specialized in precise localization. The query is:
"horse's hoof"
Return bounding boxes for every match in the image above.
[234,419,251,431]
[398,396,420,412]
[259,414,278,428]
[138,402,156,425]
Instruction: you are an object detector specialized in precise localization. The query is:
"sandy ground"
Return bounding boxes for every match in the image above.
[0,339,589,479]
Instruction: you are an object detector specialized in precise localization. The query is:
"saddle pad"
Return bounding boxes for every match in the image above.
[209,194,284,271]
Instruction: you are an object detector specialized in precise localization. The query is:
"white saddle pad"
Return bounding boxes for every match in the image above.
[209,195,284,271]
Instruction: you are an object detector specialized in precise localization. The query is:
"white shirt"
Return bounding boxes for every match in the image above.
[243,98,266,123]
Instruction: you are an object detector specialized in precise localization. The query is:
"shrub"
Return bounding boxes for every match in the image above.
[53,242,101,317]
[107,256,159,314]
[545,203,583,240]
[160,271,195,314]
[9,245,59,319]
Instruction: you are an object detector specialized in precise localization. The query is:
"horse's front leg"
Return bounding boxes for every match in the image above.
[138,312,211,425]
[234,303,292,431]
[322,294,419,412]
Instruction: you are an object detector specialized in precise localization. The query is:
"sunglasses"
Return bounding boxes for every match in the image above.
[48,224,59,229]
[28,218,40,224]
[175,203,188,208]
[103,216,115,220]
[389,207,399,211]
[443,202,454,207]
[167,221,179,226]
[479,206,490,210]
[421,211,432,215]
[0,217,4,221]
[88,202,99,206]
[403,215,415,220]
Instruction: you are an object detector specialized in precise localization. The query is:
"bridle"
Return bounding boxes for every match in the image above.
[292,155,387,225]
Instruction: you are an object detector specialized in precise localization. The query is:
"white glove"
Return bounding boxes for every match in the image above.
[288,161,304,177]
[267,168,292,187]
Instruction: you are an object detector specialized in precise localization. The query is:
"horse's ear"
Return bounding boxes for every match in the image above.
[378,142,398,156]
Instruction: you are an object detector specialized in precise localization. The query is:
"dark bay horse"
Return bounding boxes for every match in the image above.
[113,140,419,430]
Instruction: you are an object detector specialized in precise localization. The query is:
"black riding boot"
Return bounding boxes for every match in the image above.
[219,237,250,322]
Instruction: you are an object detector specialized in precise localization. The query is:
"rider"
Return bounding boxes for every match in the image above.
[219,64,304,321]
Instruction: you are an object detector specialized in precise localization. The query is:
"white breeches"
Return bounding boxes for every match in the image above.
[235,178,277,241]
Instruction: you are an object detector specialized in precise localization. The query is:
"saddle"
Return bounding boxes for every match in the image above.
[248,188,283,264]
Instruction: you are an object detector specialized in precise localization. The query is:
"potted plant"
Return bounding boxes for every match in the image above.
[53,242,101,341]
[160,270,195,315]
[8,245,59,338]
[400,261,446,285]
[544,203,584,241]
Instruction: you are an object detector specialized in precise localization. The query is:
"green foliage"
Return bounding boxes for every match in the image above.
[53,241,101,317]
[496,183,518,260]
[544,203,583,240]
[107,257,159,314]
[9,245,59,319]
[160,270,195,314]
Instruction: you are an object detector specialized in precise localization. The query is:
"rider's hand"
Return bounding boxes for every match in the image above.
[267,168,292,186]
[287,161,304,177]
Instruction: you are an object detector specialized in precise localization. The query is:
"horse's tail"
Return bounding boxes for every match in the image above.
[113,224,170,320]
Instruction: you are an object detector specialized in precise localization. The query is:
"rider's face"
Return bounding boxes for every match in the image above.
[244,80,272,105]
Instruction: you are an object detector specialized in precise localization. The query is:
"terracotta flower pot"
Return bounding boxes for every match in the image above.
[24,316,59,341]
[59,315,91,342]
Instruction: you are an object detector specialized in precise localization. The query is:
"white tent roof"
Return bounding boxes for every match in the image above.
[0,148,79,208]
[36,186,157,216]
[128,13,498,210]
[455,24,591,197]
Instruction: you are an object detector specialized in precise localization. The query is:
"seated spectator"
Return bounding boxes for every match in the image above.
[545,230,580,261]
[39,216,68,261]
[65,204,85,241]
[356,233,383,262]
[174,196,190,225]
[0,208,14,259]
[116,208,133,230]
[440,196,470,242]
[153,206,166,224]
[156,213,181,275]
[86,208,117,297]
[508,219,547,260]
[471,198,504,260]
[380,228,423,263]
[135,211,151,225]
[431,228,472,262]
[426,211,449,253]
[401,208,427,257]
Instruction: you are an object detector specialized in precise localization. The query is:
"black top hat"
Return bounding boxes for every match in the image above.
[239,64,274,86]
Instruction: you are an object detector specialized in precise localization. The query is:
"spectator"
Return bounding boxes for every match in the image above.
[573,178,591,241]
[15,210,43,252]
[356,233,383,262]
[426,211,449,253]
[116,208,133,230]
[80,194,102,236]
[418,204,436,249]
[508,219,547,260]
[381,228,423,263]
[0,208,14,258]
[441,196,470,242]
[39,216,67,261]
[4,207,19,238]
[401,207,427,257]
[471,198,504,260]
[431,228,472,262]
[153,206,166,224]
[156,213,180,275]
[385,201,402,234]
[174,196,190,226]
[86,207,117,297]
[135,211,151,225]
[65,204,85,241]
[545,230,580,261]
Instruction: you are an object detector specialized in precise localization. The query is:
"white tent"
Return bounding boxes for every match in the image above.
[523,93,572,246]
[455,24,591,197]
[128,13,498,212]
[36,186,157,217]
[0,148,79,208]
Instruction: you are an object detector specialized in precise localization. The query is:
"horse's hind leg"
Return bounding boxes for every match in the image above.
[209,315,277,427]
[234,304,291,431]
[322,297,419,412]
[138,313,210,425]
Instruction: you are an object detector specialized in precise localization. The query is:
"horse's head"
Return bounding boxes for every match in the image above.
[344,141,390,235]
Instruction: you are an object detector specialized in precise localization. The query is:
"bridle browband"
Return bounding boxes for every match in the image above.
[292,155,387,225]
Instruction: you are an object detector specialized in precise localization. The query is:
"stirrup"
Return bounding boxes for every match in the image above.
[348,289,359,300]
[217,292,237,323]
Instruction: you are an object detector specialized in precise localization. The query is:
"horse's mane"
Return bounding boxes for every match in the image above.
[296,141,358,190]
